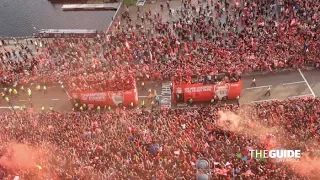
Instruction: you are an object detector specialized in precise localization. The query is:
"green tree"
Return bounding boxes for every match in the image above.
[123,0,137,6]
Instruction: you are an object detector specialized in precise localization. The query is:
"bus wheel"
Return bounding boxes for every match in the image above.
[222,96,228,101]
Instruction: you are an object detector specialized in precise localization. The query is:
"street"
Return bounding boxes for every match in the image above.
[240,69,319,104]
[1,69,319,112]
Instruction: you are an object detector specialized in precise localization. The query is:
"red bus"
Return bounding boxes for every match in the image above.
[172,79,242,104]
[68,88,138,107]
[68,79,138,108]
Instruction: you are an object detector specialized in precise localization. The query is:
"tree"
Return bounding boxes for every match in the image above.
[123,0,137,6]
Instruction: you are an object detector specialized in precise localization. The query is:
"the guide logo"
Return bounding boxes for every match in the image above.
[249,149,301,162]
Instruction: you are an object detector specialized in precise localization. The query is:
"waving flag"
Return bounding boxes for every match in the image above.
[184,43,189,52]
[290,19,297,26]
[174,149,180,155]
[285,8,289,14]
[106,35,110,42]
[125,41,130,49]
[215,168,228,176]
[235,2,239,8]
[242,170,254,176]
[258,21,265,26]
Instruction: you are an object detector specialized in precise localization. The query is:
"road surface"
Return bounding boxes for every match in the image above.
[1,69,319,112]
[0,81,163,112]
[240,70,320,104]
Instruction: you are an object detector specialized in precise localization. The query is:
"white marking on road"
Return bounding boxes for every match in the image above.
[288,94,314,99]
[138,95,162,98]
[251,99,277,103]
[0,106,21,109]
[282,81,305,86]
[18,100,27,102]
[106,2,123,33]
[298,69,315,98]
[52,99,59,101]
[64,92,71,99]
[246,85,272,90]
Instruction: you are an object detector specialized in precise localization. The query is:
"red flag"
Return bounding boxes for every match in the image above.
[235,2,239,7]
[125,41,130,49]
[290,19,297,26]
[114,23,118,29]
[249,55,255,60]
[32,120,38,127]
[177,22,182,28]
[215,168,228,176]
[242,170,255,177]
[184,43,189,52]
[93,58,99,65]
[106,35,110,42]
[174,149,180,155]
[235,1,239,8]
[258,21,265,26]
[285,8,289,14]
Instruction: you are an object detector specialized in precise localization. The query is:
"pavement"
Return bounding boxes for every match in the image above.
[122,0,182,26]
[120,0,280,39]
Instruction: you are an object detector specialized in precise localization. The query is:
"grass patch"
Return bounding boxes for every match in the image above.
[123,0,138,6]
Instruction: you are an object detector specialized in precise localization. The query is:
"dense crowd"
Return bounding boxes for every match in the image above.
[1,0,319,89]
[122,0,320,77]
[0,97,319,179]
[68,73,136,92]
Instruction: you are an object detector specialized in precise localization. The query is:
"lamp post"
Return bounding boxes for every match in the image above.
[136,0,152,64]
[196,158,212,180]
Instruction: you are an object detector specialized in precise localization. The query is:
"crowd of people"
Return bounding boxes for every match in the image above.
[0,0,319,89]
[0,97,319,179]
[121,0,320,78]
[68,73,136,92]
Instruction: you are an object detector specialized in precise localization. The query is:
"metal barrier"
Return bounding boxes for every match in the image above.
[0,36,35,41]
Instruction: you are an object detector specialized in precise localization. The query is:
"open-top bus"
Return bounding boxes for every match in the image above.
[172,73,242,104]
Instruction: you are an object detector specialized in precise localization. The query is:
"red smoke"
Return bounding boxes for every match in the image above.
[286,154,320,178]
[217,110,320,178]
[0,142,51,173]
[217,110,279,142]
